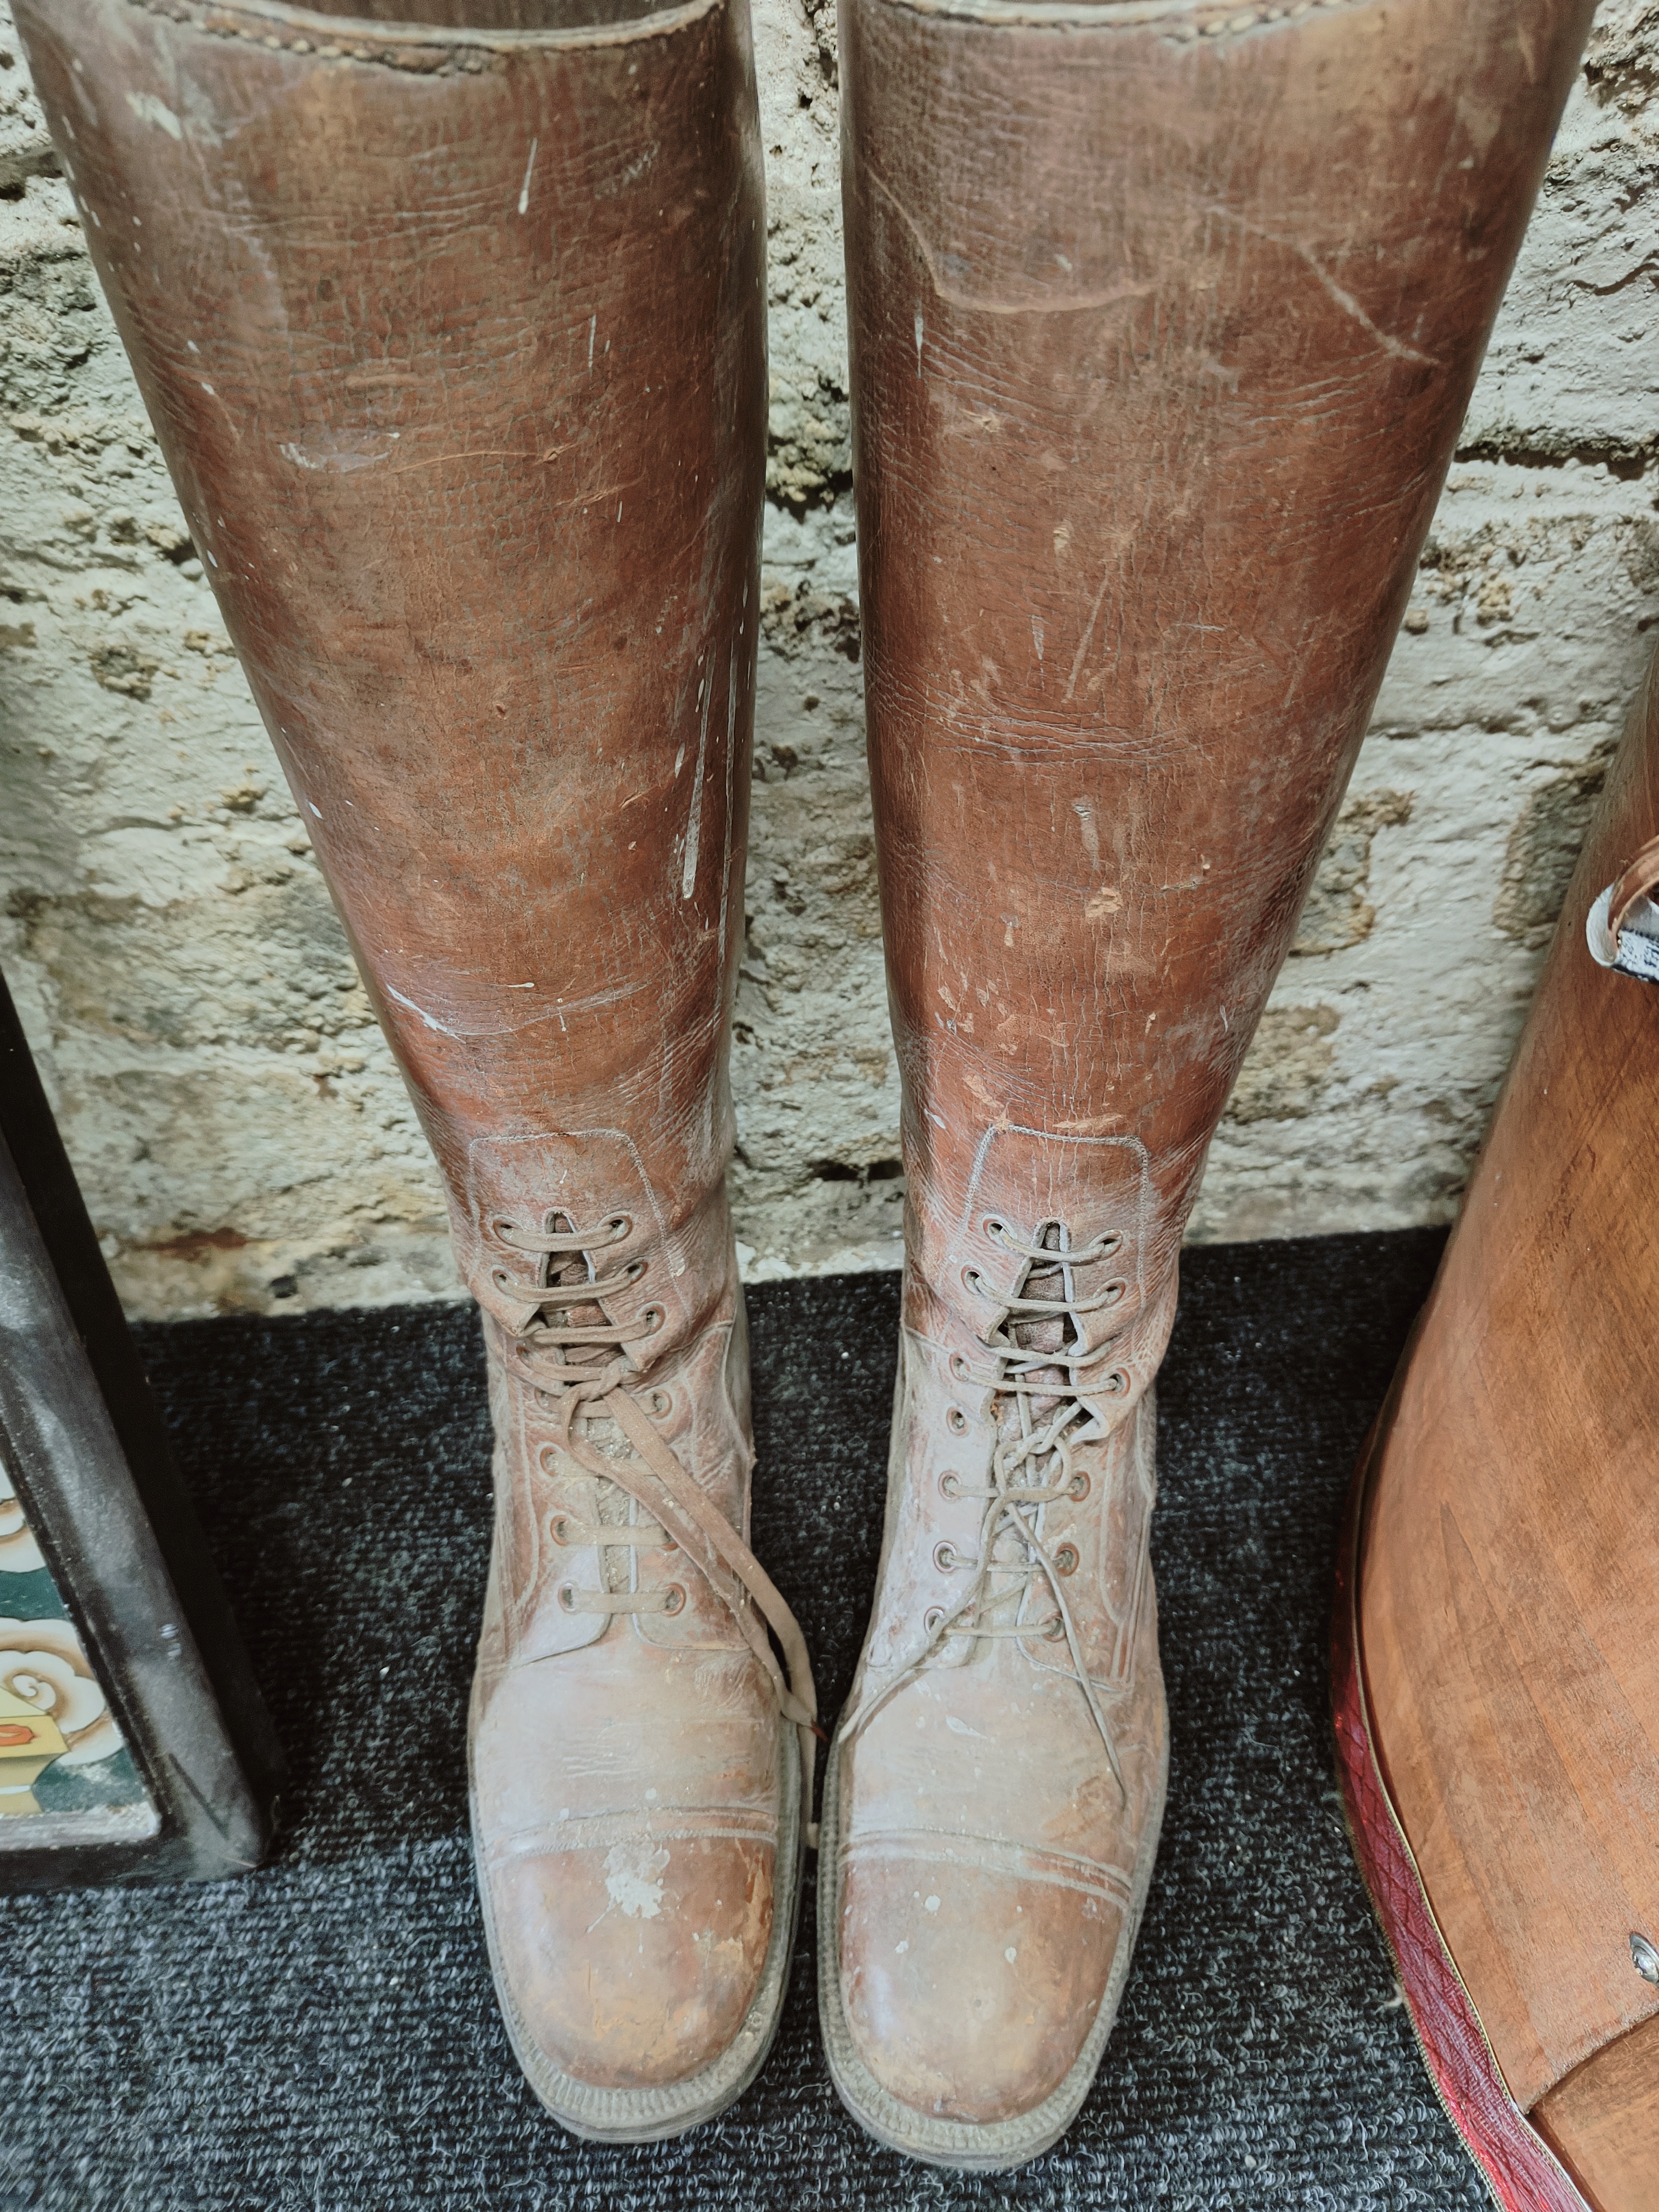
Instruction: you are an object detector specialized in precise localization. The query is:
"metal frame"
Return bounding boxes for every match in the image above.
[0,971,279,1890]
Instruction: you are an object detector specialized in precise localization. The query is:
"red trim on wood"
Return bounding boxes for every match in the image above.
[1331,1425,1592,2212]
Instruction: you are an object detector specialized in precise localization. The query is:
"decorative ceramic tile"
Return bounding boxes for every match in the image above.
[0,1452,158,1846]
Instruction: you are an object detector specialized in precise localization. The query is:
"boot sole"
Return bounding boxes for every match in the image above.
[469,1722,804,2144]
[815,1704,1168,2171]
[1331,1398,1593,2212]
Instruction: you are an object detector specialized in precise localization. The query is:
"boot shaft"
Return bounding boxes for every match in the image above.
[18,0,767,1243]
[822,0,1599,2164]
[840,0,1596,1296]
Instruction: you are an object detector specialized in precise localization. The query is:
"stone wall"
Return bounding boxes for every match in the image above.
[0,0,1654,1319]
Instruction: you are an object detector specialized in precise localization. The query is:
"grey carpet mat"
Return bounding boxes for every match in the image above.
[3,1229,1491,2212]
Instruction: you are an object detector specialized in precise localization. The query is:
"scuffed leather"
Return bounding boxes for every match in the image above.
[468,1159,786,2092]
[18,0,765,1225]
[18,0,788,2105]
[837,1143,1168,2122]
[832,0,1596,2140]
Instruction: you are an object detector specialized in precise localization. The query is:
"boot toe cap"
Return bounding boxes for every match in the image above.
[487,1831,775,2092]
[838,1850,1125,2124]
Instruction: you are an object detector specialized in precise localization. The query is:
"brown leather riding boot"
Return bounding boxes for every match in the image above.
[1335,654,1659,2210]
[19,0,815,2137]
[821,0,1596,2168]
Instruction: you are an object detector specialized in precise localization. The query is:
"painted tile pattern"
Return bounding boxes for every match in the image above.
[0,1450,157,1844]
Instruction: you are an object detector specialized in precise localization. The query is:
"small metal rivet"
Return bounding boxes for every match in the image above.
[1630,1932,1659,1985]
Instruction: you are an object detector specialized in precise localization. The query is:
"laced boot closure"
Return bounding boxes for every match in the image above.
[820,1132,1172,2167]
[462,1142,816,2135]
[487,1204,815,1744]
[854,1219,1135,1797]
[497,1213,681,1624]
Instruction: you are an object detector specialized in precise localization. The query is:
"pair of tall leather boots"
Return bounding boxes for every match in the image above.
[26,0,1658,2195]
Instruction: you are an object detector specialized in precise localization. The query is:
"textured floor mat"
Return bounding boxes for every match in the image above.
[3,1230,1487,2211]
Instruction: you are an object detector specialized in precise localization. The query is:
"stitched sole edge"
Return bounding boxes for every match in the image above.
[469,1723,802,2144]
[815,1705,1168,2172]
[1331,1399,1591,2212]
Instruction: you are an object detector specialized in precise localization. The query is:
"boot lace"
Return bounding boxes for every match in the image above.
[848,1218,1130,1802]
[495,1213,670,1616]
[490,1210,818,1787]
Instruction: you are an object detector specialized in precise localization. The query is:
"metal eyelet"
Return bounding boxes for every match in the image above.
[1069,1472,1091,1502]
[947,1408,967,1434]
[1631,1932,1659,1984]
[1042,1616,1065,1641]
[534,1388,552,1410]
[938,1471,961,1500]
[948,1352,973,1382]
[662,1584,686,1615]
[605,1213,632,1238]
[556,1584,577,1613]
[933,1541,960,1573]
[649,1390,672,1417]
[538,1444,560,1475]
[627,1258,648,1282]
[549,1514,572,1547]
[961,1266,982,1294]
[923,1607,945,1634]
[515,1342,532,1364]
[1053,1544,1080,1576]
[1104,1280,1127,1305]
[982,1215,1007,1239]
[1105,1370,1129,1395]
[640,1306,664,1335]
